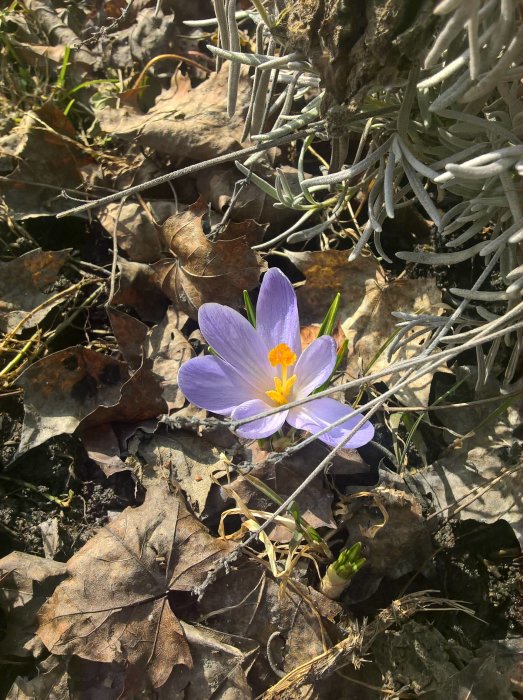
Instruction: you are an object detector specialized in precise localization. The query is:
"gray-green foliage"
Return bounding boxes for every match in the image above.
[197,0,522,386]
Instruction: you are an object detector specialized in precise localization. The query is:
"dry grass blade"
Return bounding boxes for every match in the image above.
[262,592,475,699]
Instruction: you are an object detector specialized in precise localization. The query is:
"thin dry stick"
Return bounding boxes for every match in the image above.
[107,196,127,306]
[384,389,523,412]
[55,129,316,218]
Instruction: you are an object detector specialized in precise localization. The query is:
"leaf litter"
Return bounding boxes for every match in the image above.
[0,0,521,698]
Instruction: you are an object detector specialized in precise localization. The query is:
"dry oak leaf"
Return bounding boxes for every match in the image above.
[0,248,71,333]
[0,552,67,658]
[286,249,444,406]
[37,483,236,690]
[157,200,267,318]
[97,65,250,162]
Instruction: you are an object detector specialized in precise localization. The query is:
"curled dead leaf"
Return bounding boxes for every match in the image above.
[97,65,250,161]
[156,200,267,317]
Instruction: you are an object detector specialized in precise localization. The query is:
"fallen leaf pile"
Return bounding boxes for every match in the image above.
[1,0,522,698]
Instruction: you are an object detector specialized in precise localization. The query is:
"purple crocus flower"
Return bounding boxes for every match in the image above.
[178,268,374,448]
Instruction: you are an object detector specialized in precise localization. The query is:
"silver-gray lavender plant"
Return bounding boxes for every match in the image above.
[195,0,522,388]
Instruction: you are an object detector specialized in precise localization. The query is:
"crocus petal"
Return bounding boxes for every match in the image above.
[199,303,272,390]
[293,335,336,398]
[287,398,374,448]
[256,268,301,357]
[231,399,288,439]
[178,355,260,416]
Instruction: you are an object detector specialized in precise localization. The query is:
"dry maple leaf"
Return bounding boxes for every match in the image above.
[37,483,236,690]
[156,200,267,318]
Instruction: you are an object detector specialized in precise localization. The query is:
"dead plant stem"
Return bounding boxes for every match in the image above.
[55,128,316,218]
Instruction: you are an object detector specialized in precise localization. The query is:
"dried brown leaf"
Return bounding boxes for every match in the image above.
[7,656,128,700]
[137,432,232,515]
[107,307,149,369]
[341,486,433,580]
[80,423,130,477]
[232,442,337,539]
[98,200,178,264]
[287,250,444,406]
[37,483,236,689]
[0,551,66,658]
[97,65,250,162]
[16,346,129,455]
[160,623,256,699]
[196,164,305,230]
[0,105,97,217]
[145,306,193,411]
[199,561,343,697]
[6,656,70,700]
[0,248,71,333]
[21,0,94,68]
[157,200,266,317]
[77,308,190,476]
[410,427,523,547]
[112,258,169,323]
